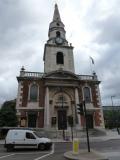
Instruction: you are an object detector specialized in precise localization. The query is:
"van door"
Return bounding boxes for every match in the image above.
[12,131,25,147]
[24,132,37,148]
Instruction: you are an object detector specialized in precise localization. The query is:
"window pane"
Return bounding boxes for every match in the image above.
[84,87,91,102]
[56,52,64,64]
[30,84,38,101]
[56,31,60,37]
[26,132,36,139]
[58,95,66,102]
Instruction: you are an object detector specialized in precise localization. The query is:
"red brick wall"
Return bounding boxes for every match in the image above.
[94,111,102,126]
[38,81,45,108]
[20,79,45,108]
[91,85,99,108]
[78,82,102,127]
[22,81,29,107]
[91,85,102,127]
[80,115,85,126]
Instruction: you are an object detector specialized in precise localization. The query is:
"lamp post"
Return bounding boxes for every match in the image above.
[110,95,120,134]
[111,95,115,107]
[111,95,115,128]
[77,101,90,152]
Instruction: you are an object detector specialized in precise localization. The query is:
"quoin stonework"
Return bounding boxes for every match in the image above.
[16,4,105,131]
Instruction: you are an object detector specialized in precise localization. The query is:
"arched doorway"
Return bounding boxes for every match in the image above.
[52,91,73,130]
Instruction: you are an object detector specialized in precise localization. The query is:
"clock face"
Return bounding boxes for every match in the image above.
[55,37,63,45]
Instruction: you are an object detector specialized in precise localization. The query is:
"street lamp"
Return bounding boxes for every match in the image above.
[111,95,115,107]
[111,95,115,128]
[111,95,120,134]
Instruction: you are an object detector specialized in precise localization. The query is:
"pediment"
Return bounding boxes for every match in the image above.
[43,70,79,80]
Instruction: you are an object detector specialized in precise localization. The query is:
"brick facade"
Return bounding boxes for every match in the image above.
[16,4,105,130]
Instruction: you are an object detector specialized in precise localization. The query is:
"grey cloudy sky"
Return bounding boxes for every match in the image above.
[0,0,120,106]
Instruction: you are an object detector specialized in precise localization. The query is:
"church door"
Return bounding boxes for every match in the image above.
[28,112,37,128]
[58,110,67,130]
[86,114,93,129]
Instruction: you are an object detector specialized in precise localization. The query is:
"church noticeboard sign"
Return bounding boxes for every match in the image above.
[51,117,56,125]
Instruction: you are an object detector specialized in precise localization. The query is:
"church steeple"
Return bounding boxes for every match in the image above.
[44,4,75,73]
[48,4,66,43]
[53,4,61,21]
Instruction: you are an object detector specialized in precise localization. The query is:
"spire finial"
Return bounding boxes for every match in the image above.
[53,3,61,21]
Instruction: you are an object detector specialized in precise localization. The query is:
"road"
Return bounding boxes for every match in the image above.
[0,139,120,160]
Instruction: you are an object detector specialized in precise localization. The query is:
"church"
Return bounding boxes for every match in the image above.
[16,4,105,131]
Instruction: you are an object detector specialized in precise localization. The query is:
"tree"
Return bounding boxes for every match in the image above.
[0,99,18,127]
[103,110,120,129]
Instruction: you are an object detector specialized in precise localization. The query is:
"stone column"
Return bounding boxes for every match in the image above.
[75,88,81,127]
[44,87,50,129]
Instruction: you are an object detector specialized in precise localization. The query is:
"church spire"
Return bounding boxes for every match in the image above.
[53,3,61,21]
[48,4,66,41]
[44,4,74,73]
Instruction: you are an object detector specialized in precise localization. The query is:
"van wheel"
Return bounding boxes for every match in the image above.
[7,144,14,152]
[38,143,45,151]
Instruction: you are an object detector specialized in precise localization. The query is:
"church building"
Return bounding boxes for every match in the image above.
[16,4,105,131]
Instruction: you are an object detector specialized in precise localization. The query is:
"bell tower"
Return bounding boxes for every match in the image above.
[43,4,75,73]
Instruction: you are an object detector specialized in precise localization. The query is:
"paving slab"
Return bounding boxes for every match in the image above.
[64,149,109,160]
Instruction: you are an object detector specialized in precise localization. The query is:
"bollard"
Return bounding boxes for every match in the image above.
[73,138,79,154]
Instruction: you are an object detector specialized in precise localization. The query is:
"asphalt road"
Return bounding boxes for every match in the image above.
[0,140,120,160]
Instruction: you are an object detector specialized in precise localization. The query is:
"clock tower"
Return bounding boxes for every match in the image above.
[16,3,105,133]
[43,4,75,73]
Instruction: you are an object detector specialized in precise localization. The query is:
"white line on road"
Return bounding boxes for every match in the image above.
[0,154,15,159]
[15,151,50,155]
[34,144,55,160]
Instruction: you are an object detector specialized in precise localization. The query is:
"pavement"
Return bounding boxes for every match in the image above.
[64,149,108,160]
[63,130,120,160]
[51,129,120,143]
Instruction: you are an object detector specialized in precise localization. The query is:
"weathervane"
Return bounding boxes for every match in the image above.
[89,56,95,74]
[54,0,59,4]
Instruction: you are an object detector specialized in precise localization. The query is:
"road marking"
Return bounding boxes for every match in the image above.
[15,151,50,155]
[34,144,55,160]
[0,154,15,159]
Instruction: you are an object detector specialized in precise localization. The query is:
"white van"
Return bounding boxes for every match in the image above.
[4,129,52,152]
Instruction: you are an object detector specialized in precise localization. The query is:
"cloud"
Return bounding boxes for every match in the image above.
[95,15,120,45]
[91,4,120,105]
[0,0,120,107]
[0,0,46,103]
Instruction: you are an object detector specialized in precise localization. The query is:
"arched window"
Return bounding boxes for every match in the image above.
[56,31,60,37]
[83,87,91,103]
[30,84,38,101]
[56,52,64,64]
[58,95,66,103]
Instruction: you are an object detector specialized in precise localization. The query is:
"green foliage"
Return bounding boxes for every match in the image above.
[103,110,120,129]
[0,100,18,127]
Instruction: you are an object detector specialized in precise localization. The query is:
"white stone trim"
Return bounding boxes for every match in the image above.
[95,85,105,128]
[17,107,44,110]
[75,88,81,127]
[44,87,50,129]
[82,85,92,102]
[16,81,23,109]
